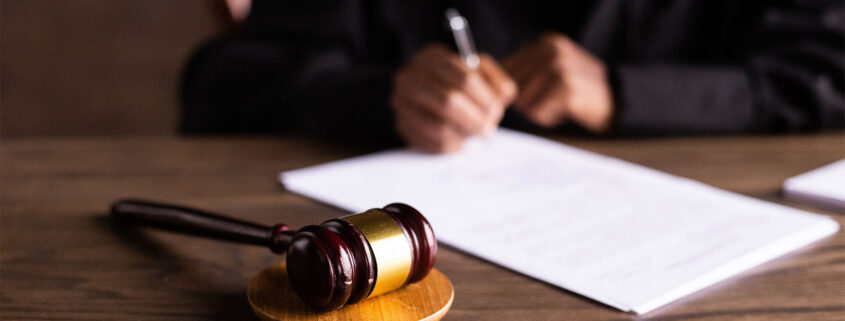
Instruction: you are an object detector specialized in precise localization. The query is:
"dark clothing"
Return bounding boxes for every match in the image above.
[181,0,844,139]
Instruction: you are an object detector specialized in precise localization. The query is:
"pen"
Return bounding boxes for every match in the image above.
[445,8,479,69]
[446,8,497,138]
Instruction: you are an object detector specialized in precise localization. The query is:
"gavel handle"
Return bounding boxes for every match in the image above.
[110,199,293,253]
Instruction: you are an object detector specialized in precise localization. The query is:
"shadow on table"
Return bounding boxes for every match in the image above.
[96,216,257,321]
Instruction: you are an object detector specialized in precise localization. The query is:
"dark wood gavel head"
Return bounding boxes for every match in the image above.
[284,203,437,310]
[109,200,436,311]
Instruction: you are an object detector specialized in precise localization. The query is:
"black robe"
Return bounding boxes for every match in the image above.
[181,0,844,140]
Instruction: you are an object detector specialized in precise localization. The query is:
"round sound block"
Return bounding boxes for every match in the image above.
[248,262,454,321]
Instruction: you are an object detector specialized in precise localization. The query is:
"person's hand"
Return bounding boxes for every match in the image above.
[391,44,517,153]
[502,32,614,133]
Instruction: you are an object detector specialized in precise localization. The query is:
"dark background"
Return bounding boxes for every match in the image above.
[1,0,219,137]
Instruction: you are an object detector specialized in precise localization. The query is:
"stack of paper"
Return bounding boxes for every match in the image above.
[784,159,845,211]
[280,129,838,314]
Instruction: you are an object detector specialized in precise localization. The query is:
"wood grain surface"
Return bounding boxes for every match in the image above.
[248,263,453,321]
[1,133,844,320]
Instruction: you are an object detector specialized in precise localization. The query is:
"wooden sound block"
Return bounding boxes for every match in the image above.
[248,262,454,321]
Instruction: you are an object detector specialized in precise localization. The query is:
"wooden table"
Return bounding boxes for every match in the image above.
[2,134,844,320]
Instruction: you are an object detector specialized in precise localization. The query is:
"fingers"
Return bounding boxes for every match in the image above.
[477,54,518,105]
[398,77,490,136]
[413,45,470,84]
[391,63,480,153]
[522,81,569,128]
[472,54,518,132]
[500,48,527,85]
[502,34,560,85]
[513,66,556,112]
[393,97,466,153]
[502,32,614,132]
[415,47,504,123]
[503,33,573,129]
[516,68,569,128]
[392,44,519,153]
[391,45,532,152]
[508,48,569,128]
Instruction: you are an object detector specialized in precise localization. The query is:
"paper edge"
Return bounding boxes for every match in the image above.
[631,217,839,314]
[782,159,845,211]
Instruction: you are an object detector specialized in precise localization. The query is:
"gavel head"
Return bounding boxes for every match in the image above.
[285,203,437,310]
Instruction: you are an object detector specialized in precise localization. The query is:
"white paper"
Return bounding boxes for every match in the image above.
[280,129,839,314]
[784,159,845,211]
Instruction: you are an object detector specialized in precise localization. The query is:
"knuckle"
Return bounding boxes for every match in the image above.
[434,138,461,154]
[550,65,566,82]
[501,78,518,100]
[550,58,568,75]
[432,89,448,106]
[525,111,545,126]
[432,142,449,154]
[551,34,571,48]
[567,95,581,111]
[552,57,567,70]
[442,90,461,109]
[541,35,570,57]
[455,72,472,89]
[525,106,555,128]
[442,141,462,153]
[534,116,556,128]
[478,53,494,65]
[432,124,453,142]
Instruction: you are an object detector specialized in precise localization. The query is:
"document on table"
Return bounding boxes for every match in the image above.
[280,129,839,314]
[784,159,845,211]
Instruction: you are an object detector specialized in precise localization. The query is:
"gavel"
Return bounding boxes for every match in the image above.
[110,199,437,310]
